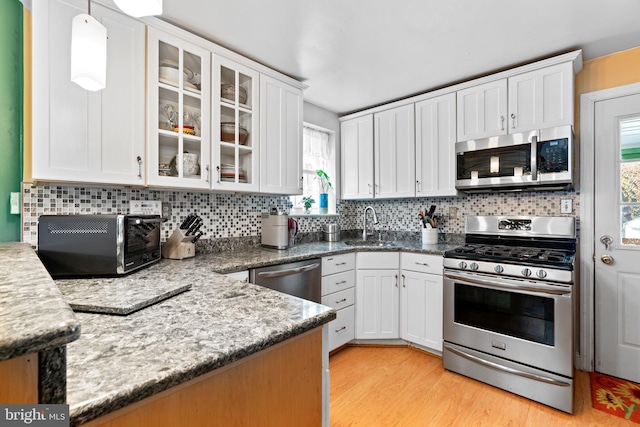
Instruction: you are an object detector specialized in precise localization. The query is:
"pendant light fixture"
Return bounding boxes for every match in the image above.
[70,1,107,91]
[114,0,163,17]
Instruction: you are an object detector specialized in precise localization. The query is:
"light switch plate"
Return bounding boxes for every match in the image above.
[561,199,572,214]
[10,192,20,215]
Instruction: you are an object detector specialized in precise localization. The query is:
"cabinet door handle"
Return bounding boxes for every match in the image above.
[216,165,221,183]
[501,116,505,131]
[300,176,304,189]
[511,113,516,129]
[136,156,143,179]
[335,298,347,304]
[335,326,347,333]
[335,262,347,266]
[205,165,210,183]
[335,280,347,285]
[395,274,398,287]
[402,274,406,287]
[416,180,421,192]
[415,262,430,267]
[368,184,373,194]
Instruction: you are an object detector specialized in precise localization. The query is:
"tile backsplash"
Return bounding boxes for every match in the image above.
[22,183,579,247]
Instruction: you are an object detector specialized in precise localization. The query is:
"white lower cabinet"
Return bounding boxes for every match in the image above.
[355,252,443,352]
[400,253,443,352]
[355,252,400,339]
[321,253,356,352]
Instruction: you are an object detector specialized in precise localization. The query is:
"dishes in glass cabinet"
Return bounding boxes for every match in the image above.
[220,122,249,145]
[220,164,248,183]
[220,83,248,104]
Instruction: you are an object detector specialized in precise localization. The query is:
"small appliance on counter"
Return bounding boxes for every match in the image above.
[163,213,203,260]
[38,214,166,278]
[261,207,290,249]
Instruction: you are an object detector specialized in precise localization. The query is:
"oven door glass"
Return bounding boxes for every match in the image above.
[454,283,555,346]
[125,217,161,254]
[457,144,532,181]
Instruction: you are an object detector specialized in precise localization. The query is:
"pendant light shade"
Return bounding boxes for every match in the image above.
[114,0,162,17]
[70,14,107,91]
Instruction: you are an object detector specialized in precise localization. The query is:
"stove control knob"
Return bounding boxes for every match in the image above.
[470,262,479,271]
[537,270,547,279]
[521,268,532,277]
[458,261,467,269]
[494,265,504,274]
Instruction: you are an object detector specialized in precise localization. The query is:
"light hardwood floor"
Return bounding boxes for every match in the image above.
[329,346,632,427]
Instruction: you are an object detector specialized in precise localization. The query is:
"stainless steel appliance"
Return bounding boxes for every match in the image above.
[442,216,577,413]
[250,259,322,303]
[38,214,164,277]
[455,125,573,192]
[261,210,290,249]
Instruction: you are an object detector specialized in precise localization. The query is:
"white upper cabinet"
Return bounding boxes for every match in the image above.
[374,104,416,198]
[212,55,260,192]
[507,62,574,133]
[259,74,304,195]
[32,0,145,185]
[341,115,374,199]
[457,61,576,141]
[415,93,458,197]
[146,28,211,189]
[456,79,508,141]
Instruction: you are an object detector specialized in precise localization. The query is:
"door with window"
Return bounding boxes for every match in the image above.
[594,93,640,383]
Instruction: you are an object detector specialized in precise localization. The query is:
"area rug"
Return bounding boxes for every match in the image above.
[590,371,640,423]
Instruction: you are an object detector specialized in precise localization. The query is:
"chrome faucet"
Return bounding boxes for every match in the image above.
[362,206,379,240]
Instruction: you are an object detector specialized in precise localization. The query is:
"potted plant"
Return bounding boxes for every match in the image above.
[316,170,332,214]
[301,196,315,214]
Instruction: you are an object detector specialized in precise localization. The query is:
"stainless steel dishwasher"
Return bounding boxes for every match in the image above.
[250,258,322,303]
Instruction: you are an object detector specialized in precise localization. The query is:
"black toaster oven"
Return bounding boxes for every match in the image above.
[37,214,165,278]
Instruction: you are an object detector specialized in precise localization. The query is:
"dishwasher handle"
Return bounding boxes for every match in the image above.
[256,263,321,279]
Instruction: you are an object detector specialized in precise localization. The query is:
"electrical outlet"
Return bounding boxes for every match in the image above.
[449,206,458,219]
[561,199,572,214]
[162,202,172,218]
[129,200,162,216]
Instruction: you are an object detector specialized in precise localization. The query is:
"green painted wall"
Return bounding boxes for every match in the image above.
[0,0,23,242]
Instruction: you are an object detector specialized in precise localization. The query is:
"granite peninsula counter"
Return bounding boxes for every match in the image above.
[1,239,456,426]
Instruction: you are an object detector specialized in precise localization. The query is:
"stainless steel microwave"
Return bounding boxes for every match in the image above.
[455,125,574,192]
[38,214,165,278]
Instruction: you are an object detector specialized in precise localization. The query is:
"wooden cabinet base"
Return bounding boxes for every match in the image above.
[0,353,38,403]
[82,329,323,427]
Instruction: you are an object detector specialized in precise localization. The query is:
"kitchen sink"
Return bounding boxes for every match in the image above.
[343,240,396,247]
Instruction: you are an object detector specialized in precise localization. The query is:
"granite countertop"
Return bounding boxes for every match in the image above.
[63,259,335,425]
[0,243,80,361]
[62,239,455,424]
[196,239,458,274]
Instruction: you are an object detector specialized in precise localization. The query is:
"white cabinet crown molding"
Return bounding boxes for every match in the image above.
[339,50,582,121]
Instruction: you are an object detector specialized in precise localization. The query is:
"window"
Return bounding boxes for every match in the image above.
[290,124,337,214]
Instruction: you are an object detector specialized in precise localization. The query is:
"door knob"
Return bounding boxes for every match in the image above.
[600,235,613,250]
[601,255,614,265]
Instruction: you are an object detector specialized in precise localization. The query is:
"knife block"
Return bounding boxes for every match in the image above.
[162,229,196,260]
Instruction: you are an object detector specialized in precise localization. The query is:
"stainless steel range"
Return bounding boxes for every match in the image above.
[442,216,577,413]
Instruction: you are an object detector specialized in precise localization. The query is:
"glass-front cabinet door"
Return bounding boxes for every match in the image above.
[147,28,211,189]
[212,55,260,192]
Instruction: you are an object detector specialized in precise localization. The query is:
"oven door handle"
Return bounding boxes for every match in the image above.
[444,272,571,296]
[444,343,571,387]
[131,217,168,225]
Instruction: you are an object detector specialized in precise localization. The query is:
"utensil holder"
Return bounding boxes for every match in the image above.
[162,229,196,260]
[421,228,438,245]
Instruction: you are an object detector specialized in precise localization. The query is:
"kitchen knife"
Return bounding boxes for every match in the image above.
[191,231,203,243]
[186,218,202,236]
[180,213,195,229]
[183,214,199,231]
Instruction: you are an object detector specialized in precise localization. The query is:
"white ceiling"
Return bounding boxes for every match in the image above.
[158,0,640,115]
